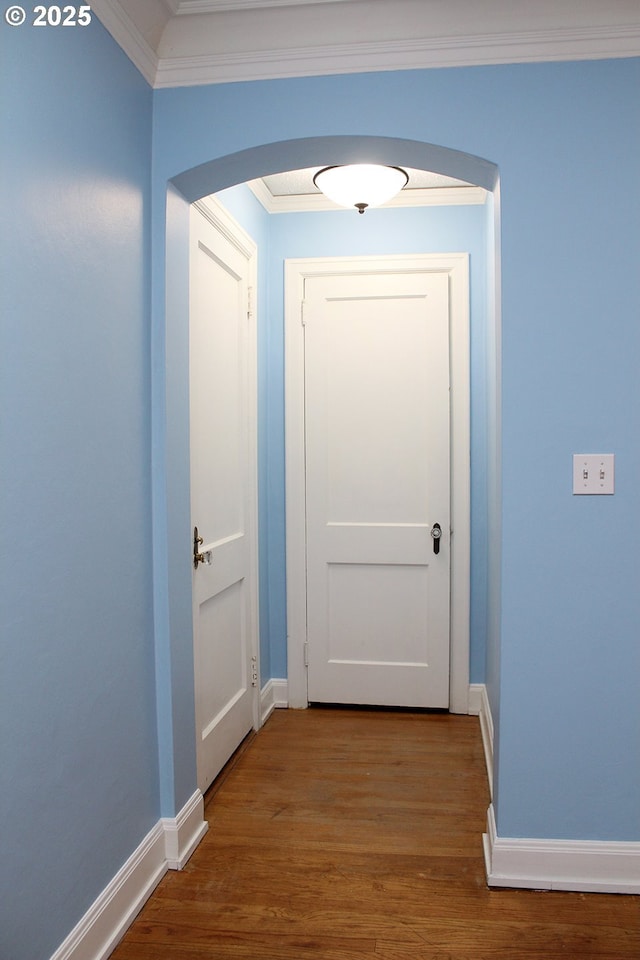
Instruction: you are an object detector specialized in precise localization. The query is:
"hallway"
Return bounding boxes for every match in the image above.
[110,708,639,959]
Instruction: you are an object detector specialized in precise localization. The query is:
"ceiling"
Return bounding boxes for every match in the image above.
[91,0,640,89]
[245,166,487,212]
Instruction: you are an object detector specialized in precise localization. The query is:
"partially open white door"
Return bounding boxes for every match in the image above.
[190,200,259,793]
[303,268,451,707]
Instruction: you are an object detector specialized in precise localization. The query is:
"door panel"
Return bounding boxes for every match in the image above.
[327,563,430,663]
[197,581,245,733]
[190,203,257,794]
[304,270,450,708]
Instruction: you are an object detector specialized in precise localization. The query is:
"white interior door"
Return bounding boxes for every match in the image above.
[303,268,451,707]
[190,200,258,794]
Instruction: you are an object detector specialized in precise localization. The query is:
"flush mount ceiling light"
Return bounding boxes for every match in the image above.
[313,164,409,214]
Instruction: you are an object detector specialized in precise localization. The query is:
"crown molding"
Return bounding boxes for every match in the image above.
[153,25,640,88]
[175,0,349,11]
[247,178,487,213]
[92,0,640,90]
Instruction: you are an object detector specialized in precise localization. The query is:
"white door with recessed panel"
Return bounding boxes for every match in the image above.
[190,199,259,794]
[302,267,451,707]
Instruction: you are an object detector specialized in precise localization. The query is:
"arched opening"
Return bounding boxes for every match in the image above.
[172,135,498,202]
[155,134,501,817]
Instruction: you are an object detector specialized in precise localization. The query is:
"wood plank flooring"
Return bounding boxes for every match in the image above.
[110,708,639,960]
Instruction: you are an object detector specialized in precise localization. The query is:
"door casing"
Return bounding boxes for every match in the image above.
[285,253,470,712]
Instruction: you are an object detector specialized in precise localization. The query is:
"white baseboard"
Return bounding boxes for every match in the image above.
[483,803,640,894]
[50,792,207,960]
[471,690,640,894]
[162,789,209,870]
[468,683,494,798]
[50,823,167,960]
[260,678,288,724]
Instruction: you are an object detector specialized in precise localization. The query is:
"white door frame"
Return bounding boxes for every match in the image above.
[285,253,470,713]
[191,195,262,737]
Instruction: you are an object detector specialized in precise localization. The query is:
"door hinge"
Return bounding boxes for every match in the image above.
[251,655,258,687]
[301,301,307,326]
[247,285,254,321]
[303,641,309,667]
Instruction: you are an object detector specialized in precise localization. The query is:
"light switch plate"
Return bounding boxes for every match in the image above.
[573,454,615,495]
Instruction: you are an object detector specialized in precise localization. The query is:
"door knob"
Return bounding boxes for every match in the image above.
[430,522,442,555]
[193,526,211,569]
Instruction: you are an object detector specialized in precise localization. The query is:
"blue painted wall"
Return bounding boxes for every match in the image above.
[0,20,156,960]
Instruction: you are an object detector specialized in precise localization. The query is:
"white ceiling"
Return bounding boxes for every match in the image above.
[261,167,470,197]
[92,0,640,89]
[245,166,487,212]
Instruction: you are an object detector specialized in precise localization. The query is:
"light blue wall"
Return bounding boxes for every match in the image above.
[218,193,490,682]
[495,64,640,837]
[154,60,640,843]
[0,20,156,960]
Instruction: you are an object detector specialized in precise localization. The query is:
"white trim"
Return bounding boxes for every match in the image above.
[285,254,470,713]
[468,683,494,798]
[467,683,483,715]
[162,789,209,870]
[260,678,289,724]
[193,196,257,262]
[247,179,487,215]
[483,804,640,894]
[50,824,167,960]
[176,0,350,12]
[49,792,208,960]
[93,0,640,89]
[152,27,640,88]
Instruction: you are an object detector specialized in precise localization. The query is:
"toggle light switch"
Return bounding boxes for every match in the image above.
[573,454,615,495]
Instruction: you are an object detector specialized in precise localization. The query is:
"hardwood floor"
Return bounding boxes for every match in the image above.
[111,708,639,960]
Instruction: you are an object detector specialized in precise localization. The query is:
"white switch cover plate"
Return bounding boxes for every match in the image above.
[573,454,615,495]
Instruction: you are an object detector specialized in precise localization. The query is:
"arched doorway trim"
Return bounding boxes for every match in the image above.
[172,135,498,203]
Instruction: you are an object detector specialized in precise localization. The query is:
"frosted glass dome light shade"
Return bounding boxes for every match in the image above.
[313,164,409,213]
